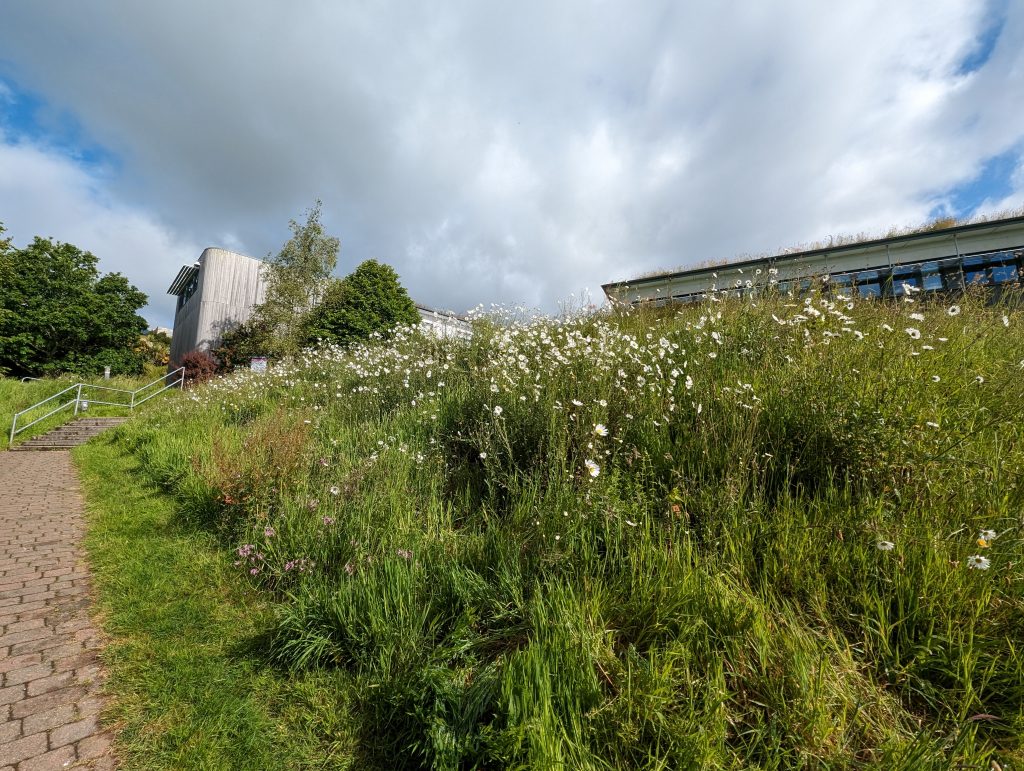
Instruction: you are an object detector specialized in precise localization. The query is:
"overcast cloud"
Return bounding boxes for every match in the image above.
[1,0,1022,327]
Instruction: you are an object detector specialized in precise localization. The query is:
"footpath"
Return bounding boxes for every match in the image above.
[0,451,114,770]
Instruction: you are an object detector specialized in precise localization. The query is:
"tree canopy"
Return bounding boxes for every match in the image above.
[302,259,420,348]
[0,226,149,377]
[249,201,340,357]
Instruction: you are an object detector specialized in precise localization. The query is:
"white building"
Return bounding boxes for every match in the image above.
[167,248,471,360]
[167,248,266,364]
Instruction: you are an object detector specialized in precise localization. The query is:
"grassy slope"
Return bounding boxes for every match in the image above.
[76,439,359,769]
[90,292,1024,768]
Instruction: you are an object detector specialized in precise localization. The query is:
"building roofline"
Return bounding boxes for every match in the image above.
[167,263,200,295]
[415,303,470,322]
[601,213,1024,293]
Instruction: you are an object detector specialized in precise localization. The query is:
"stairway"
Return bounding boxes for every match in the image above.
[10,417,129,451]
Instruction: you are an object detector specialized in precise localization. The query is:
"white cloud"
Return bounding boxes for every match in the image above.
[0,0,1021,315]
[0,137,200,326]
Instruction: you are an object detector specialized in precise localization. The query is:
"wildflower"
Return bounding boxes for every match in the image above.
[593,423,608,437]
[975,375,984,384]
[479,451,488,459]
[624,519,637,527]
[931,375,940,382]
[397,548,413,560]
[966,555,991,570]
[876,540,895,551]
[330,485,340,495]
[926,421,940,428]
[493,405,503,416]
[554,534,561,541]
[1002,315,1010,327]
[685,375,694,390]
[977,529,997,548]
[322,516,335,526]
[264,526,276,538]
[905,327,921,339]
[947,305,961,316]
[344,561,356,576]
[584,459,600,478]
[571,399,584,407]
[910,313,925,321]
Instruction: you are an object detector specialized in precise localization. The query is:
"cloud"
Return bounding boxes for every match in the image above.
[0,0,1022,317]
[0,135,200,326]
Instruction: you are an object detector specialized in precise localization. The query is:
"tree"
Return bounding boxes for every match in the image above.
[250,201,340,356]
[302,259,420,347]
[0,233,148,377]
[211,315,275,372]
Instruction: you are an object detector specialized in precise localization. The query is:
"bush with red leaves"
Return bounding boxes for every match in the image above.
[176,350,220,387]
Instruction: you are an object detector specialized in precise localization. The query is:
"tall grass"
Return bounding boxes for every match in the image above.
[111,288,1024,768]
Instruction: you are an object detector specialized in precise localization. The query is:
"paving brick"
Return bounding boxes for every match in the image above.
[0,627,53,649]
[20,703,76,736]
[48,715,99,749]
[0,653,41,674]
[0,731,47,766]
[18,744,75,771]
[76,731,113,760]
[2,663,52,687]
[0,717,21,743]
[25,671,74,698]
[10,684,87,722]
[0,684,25,706]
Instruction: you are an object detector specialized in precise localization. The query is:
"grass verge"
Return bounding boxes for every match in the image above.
[75,437,358,769]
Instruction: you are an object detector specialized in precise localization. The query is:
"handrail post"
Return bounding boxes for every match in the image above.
[73,383,83,416]
[8,414,15,447]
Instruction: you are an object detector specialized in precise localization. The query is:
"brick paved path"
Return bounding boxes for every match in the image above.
[0,452,114,770]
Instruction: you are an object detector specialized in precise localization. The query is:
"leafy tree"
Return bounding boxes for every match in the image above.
[0,232,148,377]
[250,201,340,356]
[302,259,419,347]
[136,329,171,367]
[211,315,275,372]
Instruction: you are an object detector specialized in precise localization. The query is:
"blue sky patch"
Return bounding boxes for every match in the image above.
[957,1,1007,75]
[938,145,1021,218]
[0,75,119,172]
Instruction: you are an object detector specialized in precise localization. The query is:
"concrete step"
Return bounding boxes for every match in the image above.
[10,418,130,451]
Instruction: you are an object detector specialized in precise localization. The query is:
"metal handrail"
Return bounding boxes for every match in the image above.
[8,367,185,446]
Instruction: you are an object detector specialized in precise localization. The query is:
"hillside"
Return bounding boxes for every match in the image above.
[102,290,1024,768]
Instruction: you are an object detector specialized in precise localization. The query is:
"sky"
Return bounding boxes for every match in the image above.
[1,1,1022,329]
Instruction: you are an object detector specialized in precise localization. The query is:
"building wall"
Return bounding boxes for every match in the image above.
[417,307,473,340]
[604,217,1024,306]
[169,248,266,363]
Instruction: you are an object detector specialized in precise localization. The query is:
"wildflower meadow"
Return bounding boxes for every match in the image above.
[110,287,1024,768]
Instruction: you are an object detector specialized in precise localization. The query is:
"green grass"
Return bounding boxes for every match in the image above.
[75,439,361,769]
[93,289,1024,768]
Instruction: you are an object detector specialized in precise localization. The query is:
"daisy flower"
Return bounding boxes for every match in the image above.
[584,459,600,478]
[966,555,991,570]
